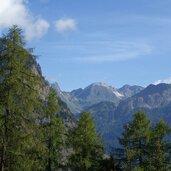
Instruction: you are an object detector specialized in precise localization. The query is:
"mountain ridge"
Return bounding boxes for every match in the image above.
[52,81,171,149]
[52,82,144,114]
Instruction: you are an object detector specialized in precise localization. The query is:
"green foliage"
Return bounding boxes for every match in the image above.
[120,111,151,170]
[0,25,44,170]
[119,111,171,171]
[0,26,101,171]
[43,88,66,171]
[69,112,104,171]
[133,167,144,171]
[98,155,123,171]
[146,119,170,171]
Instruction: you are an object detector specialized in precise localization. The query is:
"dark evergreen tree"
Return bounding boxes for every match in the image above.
[69,112,104,171]
[0,25,44,171]
[119,111,171,171]
[147,119,170,171]
[119,111,151,170]
[43,88,66,171]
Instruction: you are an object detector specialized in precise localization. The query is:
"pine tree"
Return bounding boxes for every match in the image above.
[69,112,104,171]
[43,88,66,171]
[147,119,170,171]
[119,111,171,171]
[0,25,43,170]
[119,111,151,170]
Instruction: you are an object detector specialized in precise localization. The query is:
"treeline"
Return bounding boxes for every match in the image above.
[0,26,171,171]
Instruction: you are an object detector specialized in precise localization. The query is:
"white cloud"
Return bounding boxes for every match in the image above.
[71,41,152,62]
[0,0,49,40]
[154,77,171,85]
[55,18,77,32]
[25,19,49,40]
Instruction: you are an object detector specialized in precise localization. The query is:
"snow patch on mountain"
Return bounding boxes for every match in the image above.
[91,82,124,98]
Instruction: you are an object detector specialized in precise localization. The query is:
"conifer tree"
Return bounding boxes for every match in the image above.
[43,88,66,171]
[69,112,103,171]
[119,111,151,170]
[0,25,43,170]
[147,119,170,171]
[119,112,171,171]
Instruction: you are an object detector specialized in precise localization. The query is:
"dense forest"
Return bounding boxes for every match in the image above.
[0,26,171,171]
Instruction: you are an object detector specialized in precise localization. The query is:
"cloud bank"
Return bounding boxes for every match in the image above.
[0,0,49,40]
[55,18,77,32]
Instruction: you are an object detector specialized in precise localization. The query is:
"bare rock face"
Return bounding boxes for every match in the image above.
[119,84,144,98]
[117,83,171,113]
[52,82,125,114]
[31,58,75,125]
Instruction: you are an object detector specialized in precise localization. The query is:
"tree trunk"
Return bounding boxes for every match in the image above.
[0,146,4,171]
[0,109,9,171]
[139,139,143,167]
[47,138,52,171]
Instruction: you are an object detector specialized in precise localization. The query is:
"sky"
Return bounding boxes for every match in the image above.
[1,0,171,91]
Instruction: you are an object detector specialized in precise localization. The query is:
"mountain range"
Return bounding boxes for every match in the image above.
[52,82,144,113]
[6,55,171,151]
[52,82,171,150]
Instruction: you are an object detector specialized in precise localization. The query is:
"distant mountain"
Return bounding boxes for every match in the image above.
[116,83,171,124]
[52,81,171,150]
[52,82,125,113]
[52,82,81,114]
[86,101,117,131]
[70,88,84,97]
[117,83,171,113]
[96,83,171,149]
[119,84,144,97]
[85,101,120,148]
[72,82,124,108]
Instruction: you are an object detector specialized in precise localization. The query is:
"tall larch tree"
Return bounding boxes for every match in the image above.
[43,87,66,171]
[120,111,151,170]
[69,112,104,171]
[147,119,170,171]
[119,112,171,171]
[0,25,43,171]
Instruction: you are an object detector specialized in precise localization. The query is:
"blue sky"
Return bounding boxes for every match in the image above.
[1,0,171,91]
